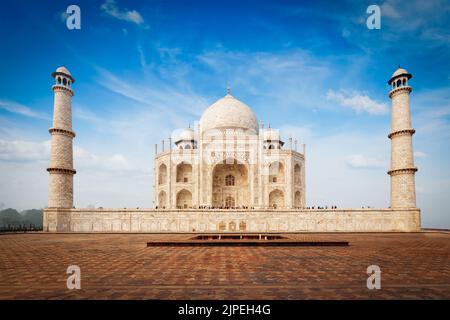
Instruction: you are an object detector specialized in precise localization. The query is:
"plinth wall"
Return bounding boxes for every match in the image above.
[43,208,421,233]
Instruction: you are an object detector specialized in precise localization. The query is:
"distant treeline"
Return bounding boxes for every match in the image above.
[0,208,43,228]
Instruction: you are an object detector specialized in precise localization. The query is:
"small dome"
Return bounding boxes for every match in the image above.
[200,94,258,134]
[56,66,72,76]
[388,67,412,84]
[176,128,195,142]
[52,66,75,83]
[263,128,280,141]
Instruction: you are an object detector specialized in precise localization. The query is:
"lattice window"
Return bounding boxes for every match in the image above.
[225,175,235,186]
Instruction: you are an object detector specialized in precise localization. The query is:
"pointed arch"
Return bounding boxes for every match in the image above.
[269,161,284,183]
[176,189,192,209]
[269,189,284,209]
[294,163,301,184]
[176,162,192,183]
[212,159,249,208]
[158,163,167,185]
[294,191,301,208]
[158,191,167,208]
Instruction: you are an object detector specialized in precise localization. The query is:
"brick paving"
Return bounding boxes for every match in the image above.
[0,232,449,299]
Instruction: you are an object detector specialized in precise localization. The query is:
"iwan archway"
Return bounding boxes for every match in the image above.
[212,159,249,208]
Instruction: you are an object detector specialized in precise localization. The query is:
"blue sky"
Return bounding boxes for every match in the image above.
[0,0,449,227]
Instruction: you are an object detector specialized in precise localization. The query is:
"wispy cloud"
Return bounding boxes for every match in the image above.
[379,0,450,34]
[0,137,145,173]
[413,88,450,139]
[414,151,428,158]
[0,99,49,120]
[74,105,104,124]
[196,49,336,113]
[279,126,390,208]
[326,90,388,115]
[0,139,50,161]
[101,0,145,25]
[346,154,385,169]
[0,137,152,210]
[74,146,142,172]
[96,67,209,121]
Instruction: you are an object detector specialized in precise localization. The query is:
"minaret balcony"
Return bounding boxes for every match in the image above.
[49,127,76,138]
[52,85,74,96]
[47,167,76,175]
[387,167,418,176]
[388,128,415,139]
[389,85,412,98]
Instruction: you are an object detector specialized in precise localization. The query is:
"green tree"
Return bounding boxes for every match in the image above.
[21,209,43,227]
[0,208,22,227]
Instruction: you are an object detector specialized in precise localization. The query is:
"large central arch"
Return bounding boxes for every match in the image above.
[212,159,249,208]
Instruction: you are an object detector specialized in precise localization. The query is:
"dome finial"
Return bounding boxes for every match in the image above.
[226,82,231,95]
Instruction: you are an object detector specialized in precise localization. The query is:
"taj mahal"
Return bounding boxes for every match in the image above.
[43,66,421,233]
[155,88,305,211]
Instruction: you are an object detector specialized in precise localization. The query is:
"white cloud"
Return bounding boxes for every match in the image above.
[0,139,50,161]
[346,154,385,169]
[0,138,140,173]
[0,99,49,120]
[101,0,144,25]
[0,137,153,210]
[303,131,389,208]
[74,146,136,172]
[326,90,388,115]
[413,89,450,140]
[414,151,428,158]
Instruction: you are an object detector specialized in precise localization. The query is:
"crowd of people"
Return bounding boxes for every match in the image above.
[155,205,354,210]
[0,224,42,232]
[155,205,375,210]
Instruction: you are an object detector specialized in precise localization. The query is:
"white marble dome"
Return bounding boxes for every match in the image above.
[388,67,412,85]
[56,66,72,76]
[200,93,258,133]
[392,67,408,78]
[263,128,280,141]
[176,128,195,142]
[52,66,75,83]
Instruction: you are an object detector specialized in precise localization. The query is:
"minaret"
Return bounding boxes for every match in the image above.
[387,67,417,208]
[47,66,76,208]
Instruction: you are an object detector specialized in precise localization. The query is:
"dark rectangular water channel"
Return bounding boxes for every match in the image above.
[147,234,349,247]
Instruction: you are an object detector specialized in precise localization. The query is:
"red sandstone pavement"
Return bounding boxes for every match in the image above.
[0,232,449,299]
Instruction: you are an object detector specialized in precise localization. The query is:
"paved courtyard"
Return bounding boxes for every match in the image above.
[0,232,449,299]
